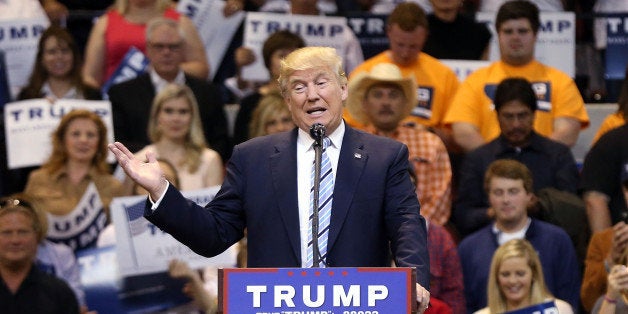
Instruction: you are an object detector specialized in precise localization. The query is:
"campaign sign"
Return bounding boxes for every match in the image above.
[177,0,245,80]
[604,13,628,79]
[504,300,558,314]
[219,267,416,313]
[101,47,149,97]
[242,12,349,82]
[345,13,388,60]
[111,187,238,277]
[0,18,49,98]
[4,99,115,169]
[47,183,107,251]
[77,245,192,313]
[440,59,491,82]
[476,11,575,77]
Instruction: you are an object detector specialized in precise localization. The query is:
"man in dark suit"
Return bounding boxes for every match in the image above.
[110,47,430,312]
[107,17,230,161]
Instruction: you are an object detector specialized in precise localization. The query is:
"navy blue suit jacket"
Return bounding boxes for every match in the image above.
[145,125,430,288]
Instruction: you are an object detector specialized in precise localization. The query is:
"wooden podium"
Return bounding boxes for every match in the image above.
[218,267,417,313]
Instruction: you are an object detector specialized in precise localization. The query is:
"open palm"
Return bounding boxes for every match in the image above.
[109,142,167,199]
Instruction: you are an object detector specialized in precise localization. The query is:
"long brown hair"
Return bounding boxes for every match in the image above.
[41,110,110,174]
[19,26,89,100]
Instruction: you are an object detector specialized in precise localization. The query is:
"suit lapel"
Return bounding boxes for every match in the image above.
[327,127,367,251]
[138,73,156,96]
[269,130,301,261]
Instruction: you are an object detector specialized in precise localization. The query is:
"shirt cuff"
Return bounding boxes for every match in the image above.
[149,181,170,211]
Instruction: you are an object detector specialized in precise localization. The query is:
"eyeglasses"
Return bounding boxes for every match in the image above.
[148,42,183,52]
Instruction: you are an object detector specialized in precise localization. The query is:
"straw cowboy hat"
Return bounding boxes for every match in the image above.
[346,63,417,125]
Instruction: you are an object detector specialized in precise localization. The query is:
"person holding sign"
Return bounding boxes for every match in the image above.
[475,239,573,314]
[24,110,124,252]
[2,26,103,196]
[110,46,431,313]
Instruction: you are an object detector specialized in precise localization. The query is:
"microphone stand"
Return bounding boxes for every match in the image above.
[311,137,323,268]
[310,124,325,267]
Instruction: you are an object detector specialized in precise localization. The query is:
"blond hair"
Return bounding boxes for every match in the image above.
[278,46,347,96]
[249,92,291,138]
[487,239,552,313]
[148,84,207,173]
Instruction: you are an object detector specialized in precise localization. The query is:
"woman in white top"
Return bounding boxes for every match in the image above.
[475,239,573,314]
[133,83,223,191]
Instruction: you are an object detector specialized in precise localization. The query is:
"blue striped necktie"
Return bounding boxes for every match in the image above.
[306,137,334,267]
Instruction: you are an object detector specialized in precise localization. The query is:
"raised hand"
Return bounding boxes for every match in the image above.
[108,142,167,200]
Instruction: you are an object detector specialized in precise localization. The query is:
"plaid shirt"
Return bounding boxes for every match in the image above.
[364,123,452,225]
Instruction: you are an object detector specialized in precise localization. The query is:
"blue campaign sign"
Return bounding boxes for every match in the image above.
[101,47,149,96]
[346,13,388,60]
[220,267,415,313]
[605,13,628,79]
[77,246,192,313]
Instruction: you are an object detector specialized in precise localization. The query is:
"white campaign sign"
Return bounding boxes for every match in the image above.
[111,186,238,277]
[0,18,50,98]
[177,0,245,80]
[3,99,115,169]
[476,11,575,77]
[242,12,348,82]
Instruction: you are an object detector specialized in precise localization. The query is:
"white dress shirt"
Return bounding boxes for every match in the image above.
[296,122,344,267]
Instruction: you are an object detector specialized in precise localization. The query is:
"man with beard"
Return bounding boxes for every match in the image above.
[458,159,580,313]
[452,78,579,237]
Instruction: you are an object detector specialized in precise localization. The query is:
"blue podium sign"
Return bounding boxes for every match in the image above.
[219,267,416,313]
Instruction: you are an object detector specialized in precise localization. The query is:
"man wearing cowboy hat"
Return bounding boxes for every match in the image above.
[347,62,463,313]
[347,62,452,227]
[344,2,460,151]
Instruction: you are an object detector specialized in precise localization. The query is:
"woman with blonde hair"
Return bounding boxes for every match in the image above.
[248,91,295,138]
[476,239,573,314]
[133,83,223,190]
[24,110,123,252]
[82,0,208,87]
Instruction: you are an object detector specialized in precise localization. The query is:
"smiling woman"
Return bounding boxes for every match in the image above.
[18,26,101,102]
[23,110,124,252]
[475,239,574,314]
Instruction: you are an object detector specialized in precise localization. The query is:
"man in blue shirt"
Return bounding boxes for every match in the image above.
[458,159,580,313]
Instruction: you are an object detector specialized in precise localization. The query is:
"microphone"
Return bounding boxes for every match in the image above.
[309,123,326,143]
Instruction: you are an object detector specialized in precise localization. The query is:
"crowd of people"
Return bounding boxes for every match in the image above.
[0,0,627,313]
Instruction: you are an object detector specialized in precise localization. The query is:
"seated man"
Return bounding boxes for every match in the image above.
[443,0,589,152]
[346,62,452,226]
[458,159,580,313]
[346,62,462,313]
[108,17,229,160]
[0,196,79,314]
[454,77,579,236]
